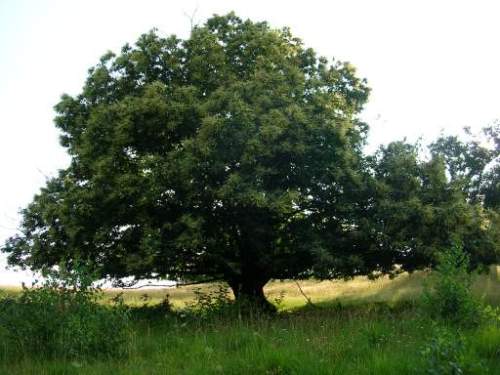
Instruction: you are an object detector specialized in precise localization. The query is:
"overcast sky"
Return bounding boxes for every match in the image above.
[1,0,499,285]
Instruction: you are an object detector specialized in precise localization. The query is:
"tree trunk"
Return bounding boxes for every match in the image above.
[228,278,276,313]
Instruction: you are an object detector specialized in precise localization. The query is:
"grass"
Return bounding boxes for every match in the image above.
[0,266,499,374]
[2,303,498,374]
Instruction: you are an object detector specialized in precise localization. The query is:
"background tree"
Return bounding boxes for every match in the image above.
[427,124,500,275]
[429,124,499,207]
[2,13,370,309]
[481,123,500,209]
[364,141,498,272]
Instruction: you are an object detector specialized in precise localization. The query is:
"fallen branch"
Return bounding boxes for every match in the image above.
[295,281,315,306]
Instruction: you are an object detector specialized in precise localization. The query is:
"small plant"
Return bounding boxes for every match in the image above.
[185,283,274,321]
[482,305,500,325]
[363,323,389,348]
[159,293,173,313]
[130,293,174,321]
[421,327,467,375]
[0,263,131,361]
[470,324,500,359]
[273,290,286,310]
[421,326,485,375]
[189,284,232,317]
[423,244,484,327]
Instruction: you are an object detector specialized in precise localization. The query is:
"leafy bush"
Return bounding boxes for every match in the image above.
[0,266,131,360]
[191,284,232,315]
[421,327,481,375]
[423,244,484,327]
[183,284,274,321]
[182,284,235,320]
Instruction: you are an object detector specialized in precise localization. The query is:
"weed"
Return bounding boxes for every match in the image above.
[421,326,485,375]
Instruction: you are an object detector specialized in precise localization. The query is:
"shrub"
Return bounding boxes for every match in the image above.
[178,284,232,320]
[128,293,174,322]
[190,284,232,316]
[183,283,274,321]
[423,244,484,327]
[421,327,467,375]
[0,266,131,360]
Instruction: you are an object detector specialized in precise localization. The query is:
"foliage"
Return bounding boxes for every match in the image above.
[366,141,459,274]
[470,324,500,360]
[422,244,484,327]
[481,123,500,209]
[430,123,500,208]
[0,266,131,360]
[319,140,499,279]
[189,284,232,316]
[183,283,279,320]
[421,327,483,375]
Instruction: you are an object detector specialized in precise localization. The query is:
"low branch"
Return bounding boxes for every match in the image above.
[120,278,223,290]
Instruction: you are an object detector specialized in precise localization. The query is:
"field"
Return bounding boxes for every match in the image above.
[107,266,500,309]
[1,267,499,374]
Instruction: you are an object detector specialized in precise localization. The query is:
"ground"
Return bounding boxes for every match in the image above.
[1,267,499,374]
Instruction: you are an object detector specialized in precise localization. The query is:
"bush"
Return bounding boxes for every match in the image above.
[423,244,484,327]
[182,284,274,321]
[421,326,484,375]
[128,293,174,321]
[0,266,131,361]
[190,284,232,316]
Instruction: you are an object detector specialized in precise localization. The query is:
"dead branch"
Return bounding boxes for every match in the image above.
[295,280,315,306]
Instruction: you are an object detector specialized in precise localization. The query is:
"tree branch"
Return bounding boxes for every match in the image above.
[120,278,222,290]
[295,280,315,306]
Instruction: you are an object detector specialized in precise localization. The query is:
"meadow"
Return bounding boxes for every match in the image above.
[106,266,500,309]
[0,267,499,375]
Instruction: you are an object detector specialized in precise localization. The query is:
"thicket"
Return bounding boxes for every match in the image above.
[0,267,131,361]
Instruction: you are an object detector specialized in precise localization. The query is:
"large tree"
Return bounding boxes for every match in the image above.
[3,14,370,308]
[5,14,497,309]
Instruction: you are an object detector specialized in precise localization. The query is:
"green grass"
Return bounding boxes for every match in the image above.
[2,303,498,374]
[1,267,499,374]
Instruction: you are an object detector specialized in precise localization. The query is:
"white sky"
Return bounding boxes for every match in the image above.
[1,0,500,285]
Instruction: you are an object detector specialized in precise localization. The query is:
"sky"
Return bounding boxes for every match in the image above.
[1,0,499,285]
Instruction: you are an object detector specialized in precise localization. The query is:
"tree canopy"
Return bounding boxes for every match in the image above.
[367,140,498,271]
[429,123,500,207]
[3,13,498,308]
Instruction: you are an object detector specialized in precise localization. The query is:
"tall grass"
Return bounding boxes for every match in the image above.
[0,266,498,374]
[1,301,499,374]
